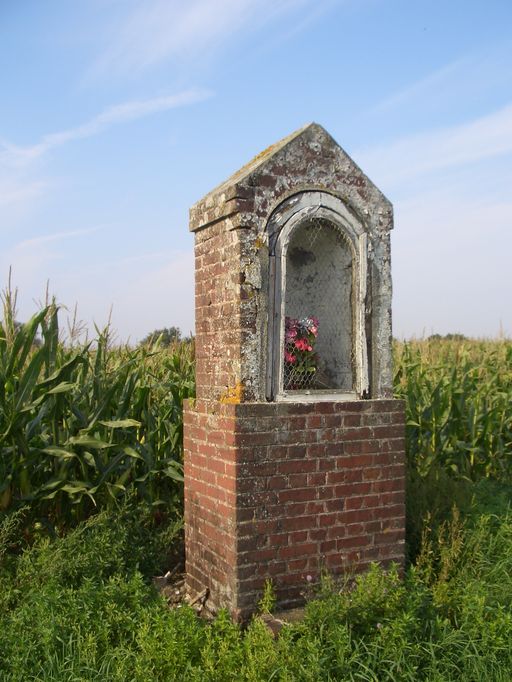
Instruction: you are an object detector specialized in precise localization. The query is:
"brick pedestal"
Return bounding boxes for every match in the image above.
[184,398,405,620]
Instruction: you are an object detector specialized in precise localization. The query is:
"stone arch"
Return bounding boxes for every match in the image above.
[266,191,369,401]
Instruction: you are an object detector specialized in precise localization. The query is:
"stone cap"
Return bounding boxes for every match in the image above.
[189,123,392,232]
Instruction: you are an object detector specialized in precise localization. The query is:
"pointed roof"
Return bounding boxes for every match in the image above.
[190,123,392,232]
[202,123,313,198]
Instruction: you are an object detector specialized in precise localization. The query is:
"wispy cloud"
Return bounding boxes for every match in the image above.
[0,226,108,308]
[371,41,512,121]
[356,101,512,189]
[2,226,103,274]
[0,88,211,218]
[89,0,316,78]
[0,178,48,208]
[355,89,512,337]
[16,226,101,249]
[1,89,211,168]
[372,57,470,114]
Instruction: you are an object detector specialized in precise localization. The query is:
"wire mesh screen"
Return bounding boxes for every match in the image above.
[283,217,354,392]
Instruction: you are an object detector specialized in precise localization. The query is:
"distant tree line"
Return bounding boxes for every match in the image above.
[139,326,193,347]
[428,333,468,342]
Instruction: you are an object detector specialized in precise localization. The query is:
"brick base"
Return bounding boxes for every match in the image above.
[184,399,405,621]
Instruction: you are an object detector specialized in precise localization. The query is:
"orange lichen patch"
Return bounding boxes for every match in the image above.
[219,382,244,404]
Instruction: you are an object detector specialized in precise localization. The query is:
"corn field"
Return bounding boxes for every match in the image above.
[0,291,194,528]
[394,338,512,481]
[1,286,511,529]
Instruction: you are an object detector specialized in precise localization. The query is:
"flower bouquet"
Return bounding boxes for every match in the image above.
[284,316,319,390]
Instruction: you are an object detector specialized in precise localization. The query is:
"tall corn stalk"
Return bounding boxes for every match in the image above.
[0,288,194,528]
[394,339,512,481]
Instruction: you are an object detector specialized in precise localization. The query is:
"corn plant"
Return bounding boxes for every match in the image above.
[0,289,194,528]
[394,339,512,481]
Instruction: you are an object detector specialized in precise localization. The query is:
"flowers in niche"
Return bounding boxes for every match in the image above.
[284,316,319,389]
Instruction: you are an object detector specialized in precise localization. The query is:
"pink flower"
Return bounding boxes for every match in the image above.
[294,338,312,352]
[283,314,318,389]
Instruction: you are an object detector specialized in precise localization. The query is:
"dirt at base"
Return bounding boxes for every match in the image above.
[152,565,215,620]
[152,567,307,634]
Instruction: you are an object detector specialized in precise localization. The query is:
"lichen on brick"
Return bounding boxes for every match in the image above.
[219,381,245,404]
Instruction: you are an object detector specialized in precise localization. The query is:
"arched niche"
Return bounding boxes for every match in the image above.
[266,192,369,401]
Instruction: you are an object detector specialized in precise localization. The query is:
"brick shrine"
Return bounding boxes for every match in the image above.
[183,123,406,620]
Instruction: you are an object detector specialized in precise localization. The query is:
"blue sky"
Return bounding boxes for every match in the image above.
[1,0,511,341]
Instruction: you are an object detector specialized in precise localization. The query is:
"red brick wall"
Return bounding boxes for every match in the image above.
[194,220,245,402]
[193,214,263,403]
[184,398,405,620]
[184,404,239,607]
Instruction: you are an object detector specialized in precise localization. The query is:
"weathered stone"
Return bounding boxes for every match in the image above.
[189,123,393,401]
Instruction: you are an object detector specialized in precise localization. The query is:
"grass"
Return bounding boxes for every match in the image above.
[1,484,512,681]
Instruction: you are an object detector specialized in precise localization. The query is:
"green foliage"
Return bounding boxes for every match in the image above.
[2,495,512,680]
[0,290,194,529]
[140,326,183,347]
[394,338,512,480]
[405,464,474,563]
[0,504,167,680]
[2,290,512,678]
[258,578,276,614]
[0,506,27,565]
[427,333,467,342]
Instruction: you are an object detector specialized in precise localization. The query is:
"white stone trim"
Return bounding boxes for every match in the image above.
[268,191,369,401]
